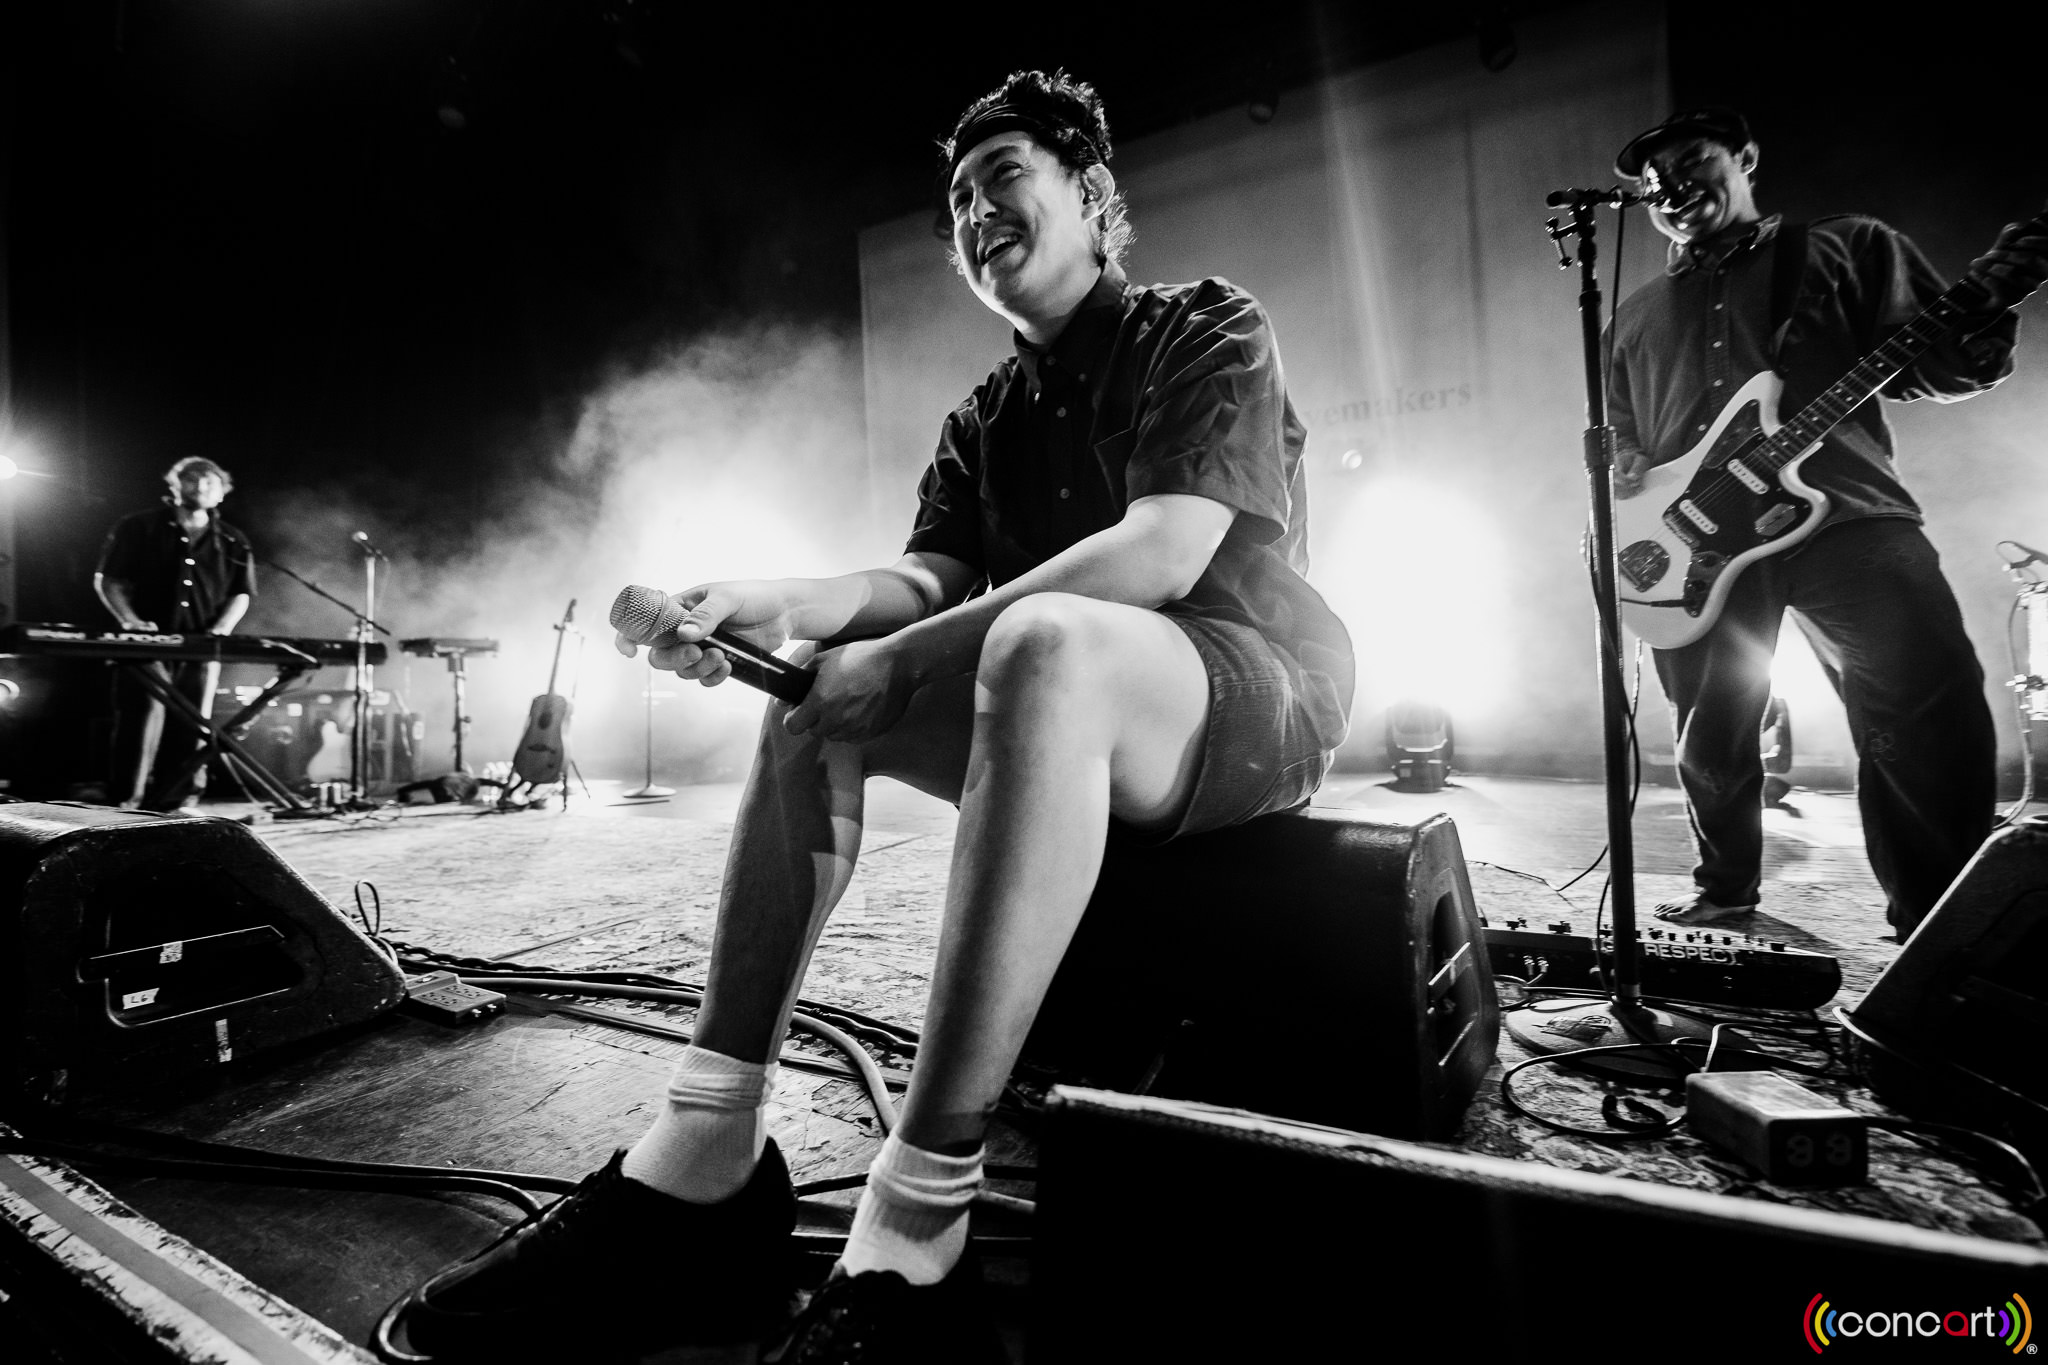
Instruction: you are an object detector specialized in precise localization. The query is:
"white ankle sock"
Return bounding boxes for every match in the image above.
[620,1045,777,1204]
[837,1133,982,1286]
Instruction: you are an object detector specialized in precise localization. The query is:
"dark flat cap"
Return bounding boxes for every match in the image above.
[1615,107,1753,179]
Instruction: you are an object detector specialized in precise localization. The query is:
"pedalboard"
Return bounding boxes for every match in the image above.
[1483,918,1841,1010]
[400,971,507,1025]
[1686,1070,1868,1186]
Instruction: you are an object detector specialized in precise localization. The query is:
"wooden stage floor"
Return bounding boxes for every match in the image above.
[2,771,2042,1361]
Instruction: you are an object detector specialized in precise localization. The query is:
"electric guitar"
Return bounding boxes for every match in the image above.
[1614,217,2047,650]
[306,719,350,783]
[511,600,576,787]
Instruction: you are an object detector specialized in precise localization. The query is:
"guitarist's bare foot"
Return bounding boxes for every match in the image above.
[1651,894,1758,926]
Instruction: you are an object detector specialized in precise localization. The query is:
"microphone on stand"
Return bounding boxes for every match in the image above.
[351,531,389,560]
[1544,185,1678,209]
[609,585,814,704]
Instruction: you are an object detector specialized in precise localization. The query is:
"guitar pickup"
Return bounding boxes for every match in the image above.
[1670,499,1719,536]
[1726,459,1769,494]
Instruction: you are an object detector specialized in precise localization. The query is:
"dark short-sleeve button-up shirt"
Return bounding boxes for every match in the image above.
[905,266,1355,751]
[97,505,257,632]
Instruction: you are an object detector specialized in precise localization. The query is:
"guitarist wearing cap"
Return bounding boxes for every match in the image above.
[1606,107,2048,934]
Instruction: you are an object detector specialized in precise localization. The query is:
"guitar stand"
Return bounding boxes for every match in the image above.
[135,657,320,817]
[492,758,591,812]
[391,642,501,806]
[501,603,588,812]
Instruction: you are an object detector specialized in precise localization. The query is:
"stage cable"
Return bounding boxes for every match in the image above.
[378,941,1039,1214]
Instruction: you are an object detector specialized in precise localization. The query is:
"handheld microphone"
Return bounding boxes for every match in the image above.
[351,531,389,559]
[609,585,814,704]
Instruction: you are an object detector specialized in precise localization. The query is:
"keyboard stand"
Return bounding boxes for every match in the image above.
[139,661,319,815]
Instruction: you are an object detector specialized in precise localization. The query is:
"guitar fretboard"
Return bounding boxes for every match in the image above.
[1755,282,1988,472]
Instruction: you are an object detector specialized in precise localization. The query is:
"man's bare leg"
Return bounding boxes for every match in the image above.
[828,594,1210,1295]
[893,594,1211,1154]
[634,591,1205,1257]
[692,671,977,1064]
[387,668,986,1360]
[620,668,977,1202]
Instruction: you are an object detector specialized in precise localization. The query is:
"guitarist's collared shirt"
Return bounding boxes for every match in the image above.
[1664,213,1782,280]
[1610,213,2018,530]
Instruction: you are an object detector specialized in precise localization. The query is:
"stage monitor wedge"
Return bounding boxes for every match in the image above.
[1024,807,1498,1141]
[1848,816,2048,1144]
[0,802,406,1108]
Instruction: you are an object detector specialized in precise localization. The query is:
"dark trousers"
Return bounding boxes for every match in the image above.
[1652,517,1994,934]
[110,660,220,809]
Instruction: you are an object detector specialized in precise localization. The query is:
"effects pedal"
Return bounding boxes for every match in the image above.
[1483,918,1841,1010]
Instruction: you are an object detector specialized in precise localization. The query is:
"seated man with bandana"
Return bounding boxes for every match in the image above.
[386,68,1353,1364]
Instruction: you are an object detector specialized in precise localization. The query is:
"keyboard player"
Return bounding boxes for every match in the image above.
[93,457,256,810]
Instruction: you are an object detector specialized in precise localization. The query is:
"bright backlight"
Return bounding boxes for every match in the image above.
[1314,475,1514,718]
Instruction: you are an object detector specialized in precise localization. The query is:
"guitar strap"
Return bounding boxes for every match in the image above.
[1767,221,1810,362]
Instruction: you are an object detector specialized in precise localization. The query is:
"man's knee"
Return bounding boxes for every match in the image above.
[978,594,1110,693]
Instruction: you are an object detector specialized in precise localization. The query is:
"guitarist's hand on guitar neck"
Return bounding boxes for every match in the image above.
[1964,214,2048,316]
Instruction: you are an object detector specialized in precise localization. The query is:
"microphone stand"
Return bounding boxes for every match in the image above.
[263,554,394,810]
[350,542,381,810]
[1502,188,1718,1081]
[624,684,676,800]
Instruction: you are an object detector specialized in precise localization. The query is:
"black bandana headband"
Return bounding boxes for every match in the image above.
[947,103,1106,175]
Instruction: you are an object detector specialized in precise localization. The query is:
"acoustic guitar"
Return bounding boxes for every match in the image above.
[1614,210,2048,649]
[511,599,575,787]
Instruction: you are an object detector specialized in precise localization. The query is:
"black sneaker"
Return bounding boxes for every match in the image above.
[380,1142,797,1362]
[771,1258,1007,1365]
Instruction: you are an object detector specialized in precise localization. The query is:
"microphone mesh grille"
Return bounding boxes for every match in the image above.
[609,585,673,641]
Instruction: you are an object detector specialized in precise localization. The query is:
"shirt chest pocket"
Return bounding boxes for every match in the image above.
[1090,427,1135,507]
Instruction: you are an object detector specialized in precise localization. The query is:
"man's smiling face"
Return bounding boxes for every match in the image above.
[948,132,1102,326]
[1642,135,1761,245]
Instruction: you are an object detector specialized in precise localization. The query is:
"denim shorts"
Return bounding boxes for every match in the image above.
[1153,609,1332,842]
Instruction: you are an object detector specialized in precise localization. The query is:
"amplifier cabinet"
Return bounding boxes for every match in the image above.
[232,687,420,793]
[0,802,405,1107]
[1024,808,1497,1141]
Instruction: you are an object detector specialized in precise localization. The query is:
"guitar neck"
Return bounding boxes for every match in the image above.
[541,600,575,697]
[1758,280,1990,473]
